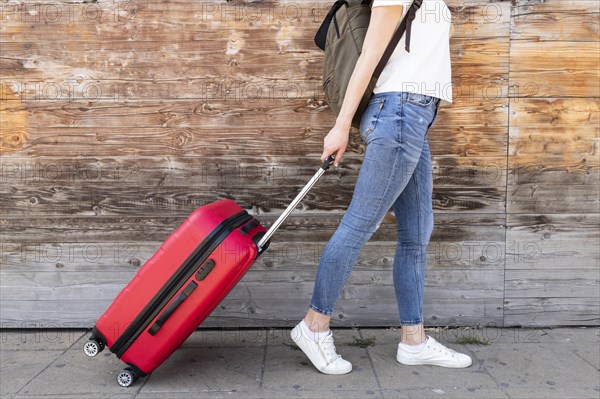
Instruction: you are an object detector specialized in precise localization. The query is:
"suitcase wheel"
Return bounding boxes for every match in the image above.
[83,339,104,357]
[117,367,138,387]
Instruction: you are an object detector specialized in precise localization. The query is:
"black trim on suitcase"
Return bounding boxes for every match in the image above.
[111,210,253,358]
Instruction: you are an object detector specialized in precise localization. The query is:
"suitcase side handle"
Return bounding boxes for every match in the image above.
[256,155,335,250]
[147,280,198,336]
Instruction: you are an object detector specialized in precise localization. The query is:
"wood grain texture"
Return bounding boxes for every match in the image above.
[1,0,510,41]
[511,0,600,42]
[0,96,507,129]
[509,41,600,98]
[508,98,600,213]
[0,224,506,274]
[0,184,507,217]
[0,155,507,187]
[0,269,506,302]
[0,297,505,327]
[504,297,600,327]
[506,213,600,270]
[0,213,505,243]
[0,38,507,81]
[1,0,598,327]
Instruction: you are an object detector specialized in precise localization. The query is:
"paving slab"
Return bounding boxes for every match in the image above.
[467,340,600,392]
[137,346,264,395]
[502,387,600,399]
[16,334,136,398]
[366,342,497,391]
[14,393,132,399]
[424,327,554,346]
[544,326,600,370]
[1,350,64,397]
[180,329,267,348]
[1,327,599,399]
[356,327,400,345]
[385,387,510,399]
[261,341,381,398]
[137,387,380,399]
[0,330,86,351]
[359,326,557,346]
[136,391,267,399]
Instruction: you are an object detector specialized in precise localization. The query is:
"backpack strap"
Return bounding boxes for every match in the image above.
[373,0,423,78]
[403,0,423,53]
[314,0,349,51]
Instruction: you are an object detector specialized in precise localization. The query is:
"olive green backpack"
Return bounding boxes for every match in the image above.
[315,0,423,128]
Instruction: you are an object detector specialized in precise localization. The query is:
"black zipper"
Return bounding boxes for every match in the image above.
[111,210,253,358]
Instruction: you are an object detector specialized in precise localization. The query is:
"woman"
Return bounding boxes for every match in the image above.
[290,0,472,374]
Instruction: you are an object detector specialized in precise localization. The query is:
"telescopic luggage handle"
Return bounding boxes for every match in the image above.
[256,155,335,250]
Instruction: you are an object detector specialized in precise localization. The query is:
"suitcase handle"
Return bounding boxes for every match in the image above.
[256,155,335,250]
[319,155,336,171]
[148,280,198,336]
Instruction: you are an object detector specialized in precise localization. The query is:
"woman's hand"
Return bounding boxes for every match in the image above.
[321,120,351,166]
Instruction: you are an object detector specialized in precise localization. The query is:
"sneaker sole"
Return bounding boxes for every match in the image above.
[397,355,472,368]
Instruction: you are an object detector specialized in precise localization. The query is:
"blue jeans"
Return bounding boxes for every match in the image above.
[310,91,441,326]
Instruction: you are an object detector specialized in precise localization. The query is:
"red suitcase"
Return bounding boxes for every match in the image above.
[83,156,335,387]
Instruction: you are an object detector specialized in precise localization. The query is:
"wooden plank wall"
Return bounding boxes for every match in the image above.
[0,0,598,328]
[505,0,600,326]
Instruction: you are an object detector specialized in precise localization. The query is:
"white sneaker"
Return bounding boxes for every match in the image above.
[290,322,352,374]
[396,335,472,368]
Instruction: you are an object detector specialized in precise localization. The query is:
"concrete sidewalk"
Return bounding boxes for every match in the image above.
[1,327,598,399]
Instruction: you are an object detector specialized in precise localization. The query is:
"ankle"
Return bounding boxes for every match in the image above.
[400,324,425,345]
[401,336,428,346]
[300,319,330,342]
[303,317,330,333]
[304,308,331,331]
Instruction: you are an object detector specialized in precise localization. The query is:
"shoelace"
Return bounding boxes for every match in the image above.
[319,333,341,362]
[430,340,457,356]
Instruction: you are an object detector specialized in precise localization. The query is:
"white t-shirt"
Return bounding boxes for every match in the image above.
[371,0,453,106]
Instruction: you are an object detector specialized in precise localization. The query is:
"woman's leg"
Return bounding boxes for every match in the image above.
[390,100,473,367]
[307,93,434,327]
[391,136,434,345]
[291,94,433,375]
[296,119,424,373]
